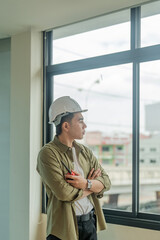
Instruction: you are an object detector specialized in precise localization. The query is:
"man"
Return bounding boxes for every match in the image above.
[37,96,111,240]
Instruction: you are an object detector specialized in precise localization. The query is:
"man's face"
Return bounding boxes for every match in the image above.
[68,112,87,140]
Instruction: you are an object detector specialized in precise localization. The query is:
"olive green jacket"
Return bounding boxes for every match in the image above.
[37,136,111,240]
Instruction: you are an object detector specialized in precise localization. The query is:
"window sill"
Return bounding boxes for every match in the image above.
[104,209,160,231]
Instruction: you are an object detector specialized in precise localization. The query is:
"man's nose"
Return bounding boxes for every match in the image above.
[84,122,87,128]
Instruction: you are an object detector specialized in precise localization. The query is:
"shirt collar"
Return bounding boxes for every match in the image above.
[53,135,83,154]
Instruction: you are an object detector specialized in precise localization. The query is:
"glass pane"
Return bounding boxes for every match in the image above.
[53,64,132,211]
[141,1,160,47]
[140,60,160,214]
[53,11,130,64]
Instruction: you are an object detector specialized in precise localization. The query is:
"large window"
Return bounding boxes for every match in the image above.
[44,1,160,230]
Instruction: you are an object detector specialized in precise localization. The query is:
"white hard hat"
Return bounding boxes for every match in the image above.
[49,96,88,126]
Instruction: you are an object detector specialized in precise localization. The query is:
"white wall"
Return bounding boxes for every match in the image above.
[10,30,45,240]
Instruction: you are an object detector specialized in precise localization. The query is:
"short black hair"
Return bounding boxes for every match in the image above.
[56,113,75,136]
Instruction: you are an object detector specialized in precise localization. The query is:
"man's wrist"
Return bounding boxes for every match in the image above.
[81,179,87,190]
[86,179,92,190]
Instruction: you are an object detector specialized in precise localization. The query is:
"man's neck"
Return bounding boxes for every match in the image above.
[58,134,74,148]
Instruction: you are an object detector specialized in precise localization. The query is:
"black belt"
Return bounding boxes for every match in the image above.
[76,209,94,222]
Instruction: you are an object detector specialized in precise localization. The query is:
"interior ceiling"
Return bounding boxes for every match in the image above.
[0,0,153,39]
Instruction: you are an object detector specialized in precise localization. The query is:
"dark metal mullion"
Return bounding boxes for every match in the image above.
[42,30,53,214]
[131,7,141,50]
[138,212,160,221]
[132,62,140,216]
[47,50,133,75]
[42,31,47,214]
[42,31,47,153]
[46,73,53,143]
[131,7,141,217]
[43,30,53,145]
[46,31,53,143]
[105,214,160,231]
[46,43,160,76]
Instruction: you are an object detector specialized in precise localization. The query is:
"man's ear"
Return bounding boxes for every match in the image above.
[62,121,70,132]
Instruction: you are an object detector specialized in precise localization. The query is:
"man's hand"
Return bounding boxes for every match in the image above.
[88,168,101,180]
[65,168,101,190]
[65,172,87,190]
[87,168,104,194]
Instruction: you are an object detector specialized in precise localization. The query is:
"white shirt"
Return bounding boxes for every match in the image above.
[72,147,93,215]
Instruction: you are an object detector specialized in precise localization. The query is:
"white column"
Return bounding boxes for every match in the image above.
[10,30,46,240]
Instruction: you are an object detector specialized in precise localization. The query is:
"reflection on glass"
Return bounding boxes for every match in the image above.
[53,21,130,64]
[141,1,160,47]
[140,60,160,214]
[53,64,132,211]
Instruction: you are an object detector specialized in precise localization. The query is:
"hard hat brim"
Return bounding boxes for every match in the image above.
[48,109,88,125]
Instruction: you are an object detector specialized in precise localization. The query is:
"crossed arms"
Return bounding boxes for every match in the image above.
[65,168,104,199]
[37,147,111,202]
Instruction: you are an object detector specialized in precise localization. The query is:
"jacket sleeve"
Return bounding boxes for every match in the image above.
[37,146,83,202]
[87,147,111,198]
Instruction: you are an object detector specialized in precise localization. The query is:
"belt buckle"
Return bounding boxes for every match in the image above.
[77,209,94,222]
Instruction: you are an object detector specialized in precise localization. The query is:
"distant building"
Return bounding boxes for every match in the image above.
[85,131,131,166]
[85,131,160,166]
[145,102,160,132]
[140,134,160,165]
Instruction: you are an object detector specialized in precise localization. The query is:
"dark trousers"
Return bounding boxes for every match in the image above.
[77,214,97,240]
[47,214,97,240]
[47,235,60,240]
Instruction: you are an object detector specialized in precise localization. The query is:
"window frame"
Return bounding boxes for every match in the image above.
[42,5,160,231]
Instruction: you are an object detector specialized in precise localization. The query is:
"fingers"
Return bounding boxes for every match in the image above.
[87,168,94,179]
[92,168,101,179]
[88,168,101,179]
[65,174,76,180]
[65,175,87,189]
[65,170,79,180]
[72,171,80,176]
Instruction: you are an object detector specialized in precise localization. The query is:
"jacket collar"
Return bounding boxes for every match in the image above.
[53,135,83,154]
